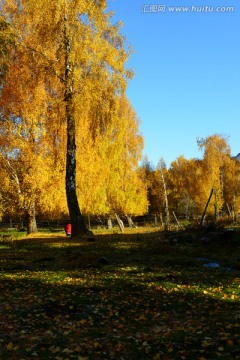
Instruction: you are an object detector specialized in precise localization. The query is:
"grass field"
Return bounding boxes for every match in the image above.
[0,227,239,359]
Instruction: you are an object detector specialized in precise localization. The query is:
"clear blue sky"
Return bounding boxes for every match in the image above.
[107,0,240,168]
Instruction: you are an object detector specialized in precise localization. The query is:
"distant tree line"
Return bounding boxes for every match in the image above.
[142,134,240,228]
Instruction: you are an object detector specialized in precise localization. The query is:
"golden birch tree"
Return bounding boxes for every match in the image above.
[104,95,148,223]
[75,93,147,224]
[169,156,199,219]
[1,0,131,236]
[139,158,160,216]
[221,156,240,221]
[156,158,170,229]
[197,134,230,220]
[0,48,65,232]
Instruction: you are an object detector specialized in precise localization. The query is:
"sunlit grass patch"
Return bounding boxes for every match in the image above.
[46,242,82,248]
[0,245,11,250]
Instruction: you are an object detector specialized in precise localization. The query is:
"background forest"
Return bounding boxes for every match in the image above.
[1,2,240,234]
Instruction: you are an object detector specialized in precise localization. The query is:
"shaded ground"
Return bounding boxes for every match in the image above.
[0,228,239,359]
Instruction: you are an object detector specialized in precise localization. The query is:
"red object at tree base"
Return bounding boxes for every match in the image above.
[64,223,72,236]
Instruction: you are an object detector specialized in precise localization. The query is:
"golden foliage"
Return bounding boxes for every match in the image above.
[0,1,147,223]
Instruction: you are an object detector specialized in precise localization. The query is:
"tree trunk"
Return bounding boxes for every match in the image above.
[64,16,91,238]
[226,203,231,218]
[200,188,214,227]
[172,211,180,228]
[160,212,164,228]
[107,218,113,229]
[126,215,137,228]
[27,204,37,234]
[65,95,90,237]
[88,214,91,230]
[214,189,219,223]
[115,213,124,233]
[160,166,169,230]
[232,197,236,222]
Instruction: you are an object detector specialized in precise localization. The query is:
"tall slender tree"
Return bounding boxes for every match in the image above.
[169,156,198,219]
[157,158,170,229]
[1,0,131,236]
[197,134,230,219]
[105,95,148,218]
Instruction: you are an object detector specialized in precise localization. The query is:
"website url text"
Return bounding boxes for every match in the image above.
[141,5,235,13]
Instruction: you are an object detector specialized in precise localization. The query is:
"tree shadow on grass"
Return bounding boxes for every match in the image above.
[0,231,239,285]
[0,264,239,359]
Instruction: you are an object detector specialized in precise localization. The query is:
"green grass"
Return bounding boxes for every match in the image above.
[0,228,239,359]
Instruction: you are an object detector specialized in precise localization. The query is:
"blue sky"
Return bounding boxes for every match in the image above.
[107,0,240,168]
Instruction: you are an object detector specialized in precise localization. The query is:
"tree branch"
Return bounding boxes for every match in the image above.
[24,44,65,83]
